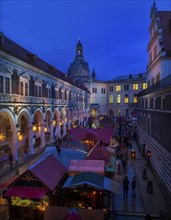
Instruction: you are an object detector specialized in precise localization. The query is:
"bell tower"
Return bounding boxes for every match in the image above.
[75,40,83,58]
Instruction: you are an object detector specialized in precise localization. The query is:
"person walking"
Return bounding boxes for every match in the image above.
[123,175,130,199]
[131,176,136,197]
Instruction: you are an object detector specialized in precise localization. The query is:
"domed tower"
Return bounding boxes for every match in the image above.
[68,40,91,83]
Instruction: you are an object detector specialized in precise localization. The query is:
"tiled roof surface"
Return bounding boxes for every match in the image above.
[86,145,111,165]
[70,172,104,188]
[29,154,67,191]
[0,34,90,92]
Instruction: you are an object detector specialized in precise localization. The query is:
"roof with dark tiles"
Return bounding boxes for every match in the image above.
[0,33,90,93]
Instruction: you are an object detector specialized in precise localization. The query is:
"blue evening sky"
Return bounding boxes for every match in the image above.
[0,0,171,80]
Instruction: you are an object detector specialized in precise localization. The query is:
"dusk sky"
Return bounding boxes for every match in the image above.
[1,0,171,80]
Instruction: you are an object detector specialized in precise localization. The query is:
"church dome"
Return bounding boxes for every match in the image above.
[68,40,91,82]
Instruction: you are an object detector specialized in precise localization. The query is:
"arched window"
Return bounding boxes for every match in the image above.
[117,95,121,104]
[124,94,129,103]
[109,95,113,104]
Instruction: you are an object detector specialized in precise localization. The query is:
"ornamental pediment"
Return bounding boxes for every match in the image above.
[20,72,30,80]
[0,66,13,74]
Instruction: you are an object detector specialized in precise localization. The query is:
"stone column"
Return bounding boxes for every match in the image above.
[50,121,54,142]
[68,117,71,130]
[29,126,35,154]
[63,119,66,136]
[40,123,45,147]
[11,129,19,162]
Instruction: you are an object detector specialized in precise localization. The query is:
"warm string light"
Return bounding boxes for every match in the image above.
[0,132,5,141]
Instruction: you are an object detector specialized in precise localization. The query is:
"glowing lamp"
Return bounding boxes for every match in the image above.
[18,132,23,142]
[33,125,37,132]
[0,133,5,141]
[44,127,47,132]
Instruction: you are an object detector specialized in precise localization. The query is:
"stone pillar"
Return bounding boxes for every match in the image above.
[40,123,45,147]
[63,119,66,136]
[29,126,35,154]
[57,121,61,138]
[50,121,54,142]
[11,129,19,161]
[68,117,71,130]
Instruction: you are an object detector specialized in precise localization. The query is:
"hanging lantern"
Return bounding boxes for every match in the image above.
[44,127,48,132]
[33,125,37,132]
[18,131,23,142]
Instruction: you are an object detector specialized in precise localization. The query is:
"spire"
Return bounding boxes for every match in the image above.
[92,68,96,81]
[76,40,83,58]
[150,1,157,18]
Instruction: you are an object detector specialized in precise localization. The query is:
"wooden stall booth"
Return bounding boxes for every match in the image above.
[4,154,67,220]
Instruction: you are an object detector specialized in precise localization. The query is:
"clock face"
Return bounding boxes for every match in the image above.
[78,50,81,55]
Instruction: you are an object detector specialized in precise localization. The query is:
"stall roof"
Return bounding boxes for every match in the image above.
[63,172,121,194]
[68,128,115,145]
[86,145,111,165]
[29,154,67,191]
[68,160,105,175]
[4,186,47,199]
[40,147,87,168]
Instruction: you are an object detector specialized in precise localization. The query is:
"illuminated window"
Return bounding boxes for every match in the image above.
[133,84,138,90]
[117,95,121,103]
[124,94,129,103]
[109,95,113,104]
[134,94,138,103]
[118,108,121,115]
[142,83,147,90]
[116,85,121,91]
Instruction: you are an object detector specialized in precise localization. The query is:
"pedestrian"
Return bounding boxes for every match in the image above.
[131,176,136,197]
[123,175,130,199]
[8,151,13,169]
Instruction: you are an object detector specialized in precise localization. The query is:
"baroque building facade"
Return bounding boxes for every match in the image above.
[137,3,171,200]
[68,41,147,117]
[0,33,90,162]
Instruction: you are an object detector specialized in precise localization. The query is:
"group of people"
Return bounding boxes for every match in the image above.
[123,175,136,199]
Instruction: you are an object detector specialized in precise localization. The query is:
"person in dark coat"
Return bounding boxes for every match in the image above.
[123,176,130,199]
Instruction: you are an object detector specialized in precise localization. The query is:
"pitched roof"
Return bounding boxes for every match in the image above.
[29,154,67,191]
[0,33,90,93]
[86,145,111,165]
[68,127,115,144]
[63,172,121,194]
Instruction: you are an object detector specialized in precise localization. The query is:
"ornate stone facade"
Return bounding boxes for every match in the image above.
[68,40,91,82]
